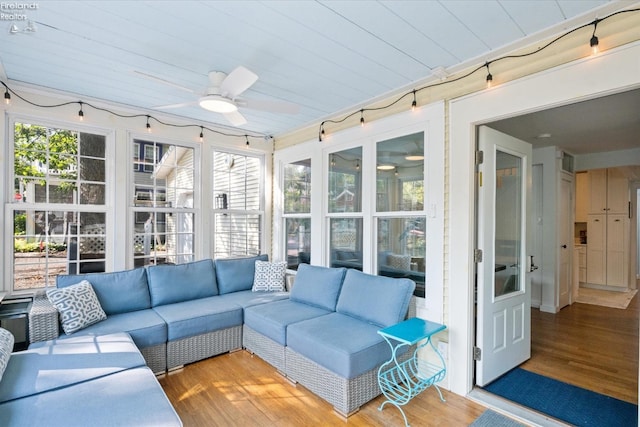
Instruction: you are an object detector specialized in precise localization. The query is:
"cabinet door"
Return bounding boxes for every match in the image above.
[606,214,628,287]
[575,172,589,222]
[586,214,606,285]
[607,169,629,215]
[588,169,607,214]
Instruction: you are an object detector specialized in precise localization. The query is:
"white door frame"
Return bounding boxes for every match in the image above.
[448,41,640,396]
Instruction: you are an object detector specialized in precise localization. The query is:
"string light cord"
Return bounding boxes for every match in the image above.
[319,7,640,141]
[0,81,268,143]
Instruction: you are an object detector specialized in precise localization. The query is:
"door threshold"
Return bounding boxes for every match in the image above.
[467,387,572,427]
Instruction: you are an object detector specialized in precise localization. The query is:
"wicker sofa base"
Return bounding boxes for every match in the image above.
[243,325,286,373]
[167,325,242,370]
[140,343,167,374]
[285,347,380,416]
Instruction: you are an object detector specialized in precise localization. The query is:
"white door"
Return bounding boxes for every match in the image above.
[558,174,572,307]
[476,126,532,386]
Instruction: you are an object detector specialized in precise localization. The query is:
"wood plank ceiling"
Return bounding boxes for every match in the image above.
[0,1,624,137]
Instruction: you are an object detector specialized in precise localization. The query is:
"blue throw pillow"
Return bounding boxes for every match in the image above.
[47,280,107,334]
[290,264,346,311]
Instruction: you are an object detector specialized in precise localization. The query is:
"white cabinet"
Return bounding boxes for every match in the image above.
[585,168,630,289]
[588,168,629,215]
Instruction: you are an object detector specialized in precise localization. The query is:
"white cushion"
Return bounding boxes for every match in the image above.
[252,260,287,292]
[47,280,107,334]
[0,328,14,383]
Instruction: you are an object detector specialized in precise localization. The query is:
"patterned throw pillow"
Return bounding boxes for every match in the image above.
[0,327,14,383]
[252,260,287,292]
[387,253,411,271]
[47,280,107,334]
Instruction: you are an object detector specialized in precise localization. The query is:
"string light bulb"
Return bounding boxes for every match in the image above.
[360,110,365,127]
[4,87,10,105]
[199,126,204,142]
[245,135,250,148]
[319,124,325,142]
[411,90,417,111]
[78,102,84,121]
[590,19,600,55]
[355,159,360,170]
[146,116,151,133]
[485,63,493,89]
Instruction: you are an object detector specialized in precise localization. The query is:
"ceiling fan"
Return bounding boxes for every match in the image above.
[140,66,299,126]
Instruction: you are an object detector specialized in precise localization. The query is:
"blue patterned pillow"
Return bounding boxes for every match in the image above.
[47,280,107,334]
[252,260,287,292]
[0,327,14,383]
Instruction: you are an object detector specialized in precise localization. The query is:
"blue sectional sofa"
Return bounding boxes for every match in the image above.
[20,256,416,422]
[0,332,181,426]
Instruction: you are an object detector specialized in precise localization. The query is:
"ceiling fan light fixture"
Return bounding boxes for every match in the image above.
[377,164,395,171]
[199,95,238,113]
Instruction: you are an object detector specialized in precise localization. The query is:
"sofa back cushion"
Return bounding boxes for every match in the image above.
[336,269,415,328]
[147,259,218,306]
[215,254,268,294]
[56,268,151,315]
[290,264,346,311]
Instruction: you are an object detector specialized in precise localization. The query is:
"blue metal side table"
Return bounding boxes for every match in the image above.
[377,317,447,427]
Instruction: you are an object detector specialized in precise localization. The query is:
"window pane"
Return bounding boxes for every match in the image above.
[286,218,311,270]
[329,218,362,269]
[328,147,361,213]
[376,132,424,212]
[377,217,425,296]
[284,159,311,214]
[13,123,105,205]
[12,123,107,291]
[494,151,523,297]
[214,213,261,258]
[213,152,261,212]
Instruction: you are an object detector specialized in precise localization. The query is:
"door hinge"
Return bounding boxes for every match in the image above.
[474,249,483,263]
[475,150,484,165]
[473,346,482,361]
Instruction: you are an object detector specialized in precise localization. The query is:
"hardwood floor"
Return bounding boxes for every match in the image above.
[522,290,639,404]
[159,350,486,426]
[159,291,639,426]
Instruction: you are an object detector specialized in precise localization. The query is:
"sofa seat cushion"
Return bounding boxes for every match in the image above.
[290,264,346,311]
[56,267,151,315]
[244,300,331,346]
[336,269,415,328]
[286,313,392,379]
[1,332,145,403]
[215,254,268,294]
[147,259,218,306]
[57,309,167,349]
[0,367,182,427]
[214,289,289,309]
[153,297,243,341]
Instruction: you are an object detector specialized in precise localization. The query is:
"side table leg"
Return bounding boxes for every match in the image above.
[378,400,410,427]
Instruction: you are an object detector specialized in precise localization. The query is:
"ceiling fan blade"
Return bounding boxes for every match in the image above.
[220,66,258,98]
[152,101,197,109]
[239,98,300,114]
[223,110,247,126]
[133,70,196,94]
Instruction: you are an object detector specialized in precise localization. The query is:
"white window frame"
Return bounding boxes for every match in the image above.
[4,114,114,294]
[129,136,200,268]
[211,148,266,259]
[274,102,445,322]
